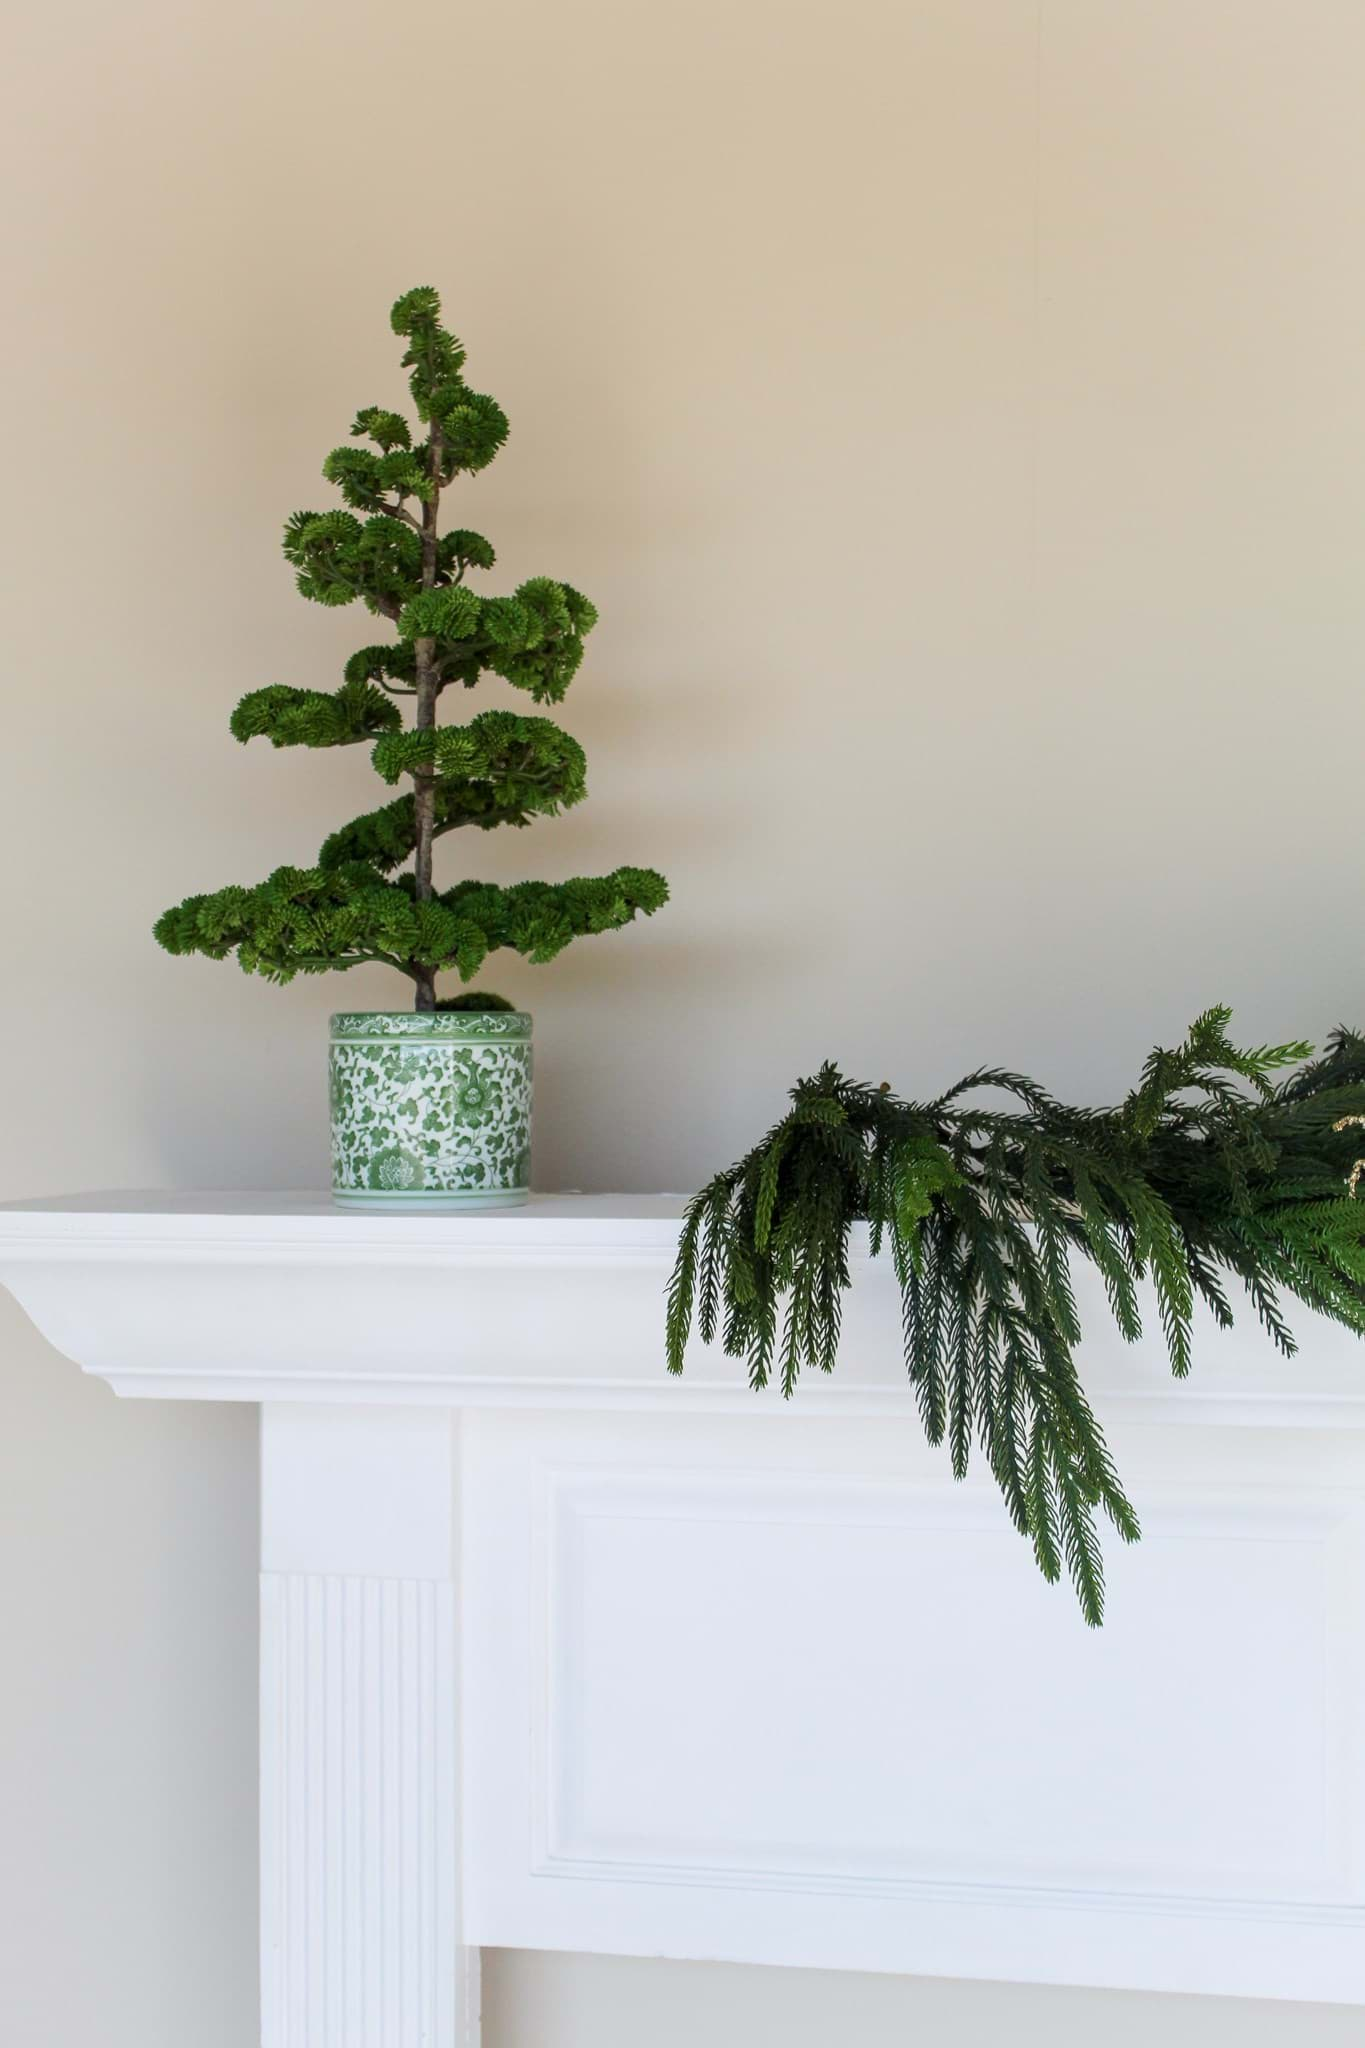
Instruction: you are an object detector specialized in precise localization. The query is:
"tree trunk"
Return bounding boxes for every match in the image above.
[410,425,444,1012]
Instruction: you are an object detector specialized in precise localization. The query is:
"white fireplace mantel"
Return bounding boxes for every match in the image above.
[4,1191,1365,2039]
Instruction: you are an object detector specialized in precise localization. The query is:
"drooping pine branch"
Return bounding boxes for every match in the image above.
[666,1012,1365,1625]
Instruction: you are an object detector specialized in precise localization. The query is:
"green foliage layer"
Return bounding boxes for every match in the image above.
[667,1010,1365,1623]
[156,289,667,1008]
[158,863,669,986]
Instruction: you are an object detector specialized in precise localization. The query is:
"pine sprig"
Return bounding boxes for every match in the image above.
[666,1015,1365,1625]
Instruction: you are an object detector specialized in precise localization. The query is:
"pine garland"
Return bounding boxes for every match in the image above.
[666,1010,1365,1624]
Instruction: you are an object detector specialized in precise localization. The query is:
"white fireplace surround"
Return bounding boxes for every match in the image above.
[3,1190,1365,2045]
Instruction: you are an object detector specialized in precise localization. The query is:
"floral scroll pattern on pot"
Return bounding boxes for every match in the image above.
[329,1012,532,1206]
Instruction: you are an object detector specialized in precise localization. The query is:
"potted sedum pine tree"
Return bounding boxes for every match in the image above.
[156,288,667,1207]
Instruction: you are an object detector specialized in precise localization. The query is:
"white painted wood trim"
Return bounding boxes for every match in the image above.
[5,1194,1365,2022]
[2,1191,1365,1422]
[259,1407,477,2048]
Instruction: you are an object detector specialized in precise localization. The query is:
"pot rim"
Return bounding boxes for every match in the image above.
[330,1008,532,1039]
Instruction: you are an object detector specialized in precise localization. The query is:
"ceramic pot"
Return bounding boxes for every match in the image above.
[329,1011,532,1209]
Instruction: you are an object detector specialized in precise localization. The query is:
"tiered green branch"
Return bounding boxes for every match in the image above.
[667,1010,1365,1623]
[156,289,667,1009]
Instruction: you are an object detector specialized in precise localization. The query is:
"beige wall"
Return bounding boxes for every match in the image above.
[4,1,1365,2041]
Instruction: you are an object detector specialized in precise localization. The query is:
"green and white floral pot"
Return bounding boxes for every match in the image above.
[329,1012,533,1210]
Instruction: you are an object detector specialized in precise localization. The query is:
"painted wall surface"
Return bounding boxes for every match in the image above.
[3,1,1364,2040]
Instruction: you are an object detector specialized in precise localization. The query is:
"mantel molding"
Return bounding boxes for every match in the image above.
[3,1190,1365,1425]
[0,1189,694,1256]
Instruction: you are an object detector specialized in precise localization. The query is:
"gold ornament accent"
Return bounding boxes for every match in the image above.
[1333,1115,1365,1198]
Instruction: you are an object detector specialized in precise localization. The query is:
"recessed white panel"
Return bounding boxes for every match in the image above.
[542,1475,1349,1902]
[461,1413,1365,2000]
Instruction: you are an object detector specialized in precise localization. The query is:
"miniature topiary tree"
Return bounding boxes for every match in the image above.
[155,287,667,1012]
